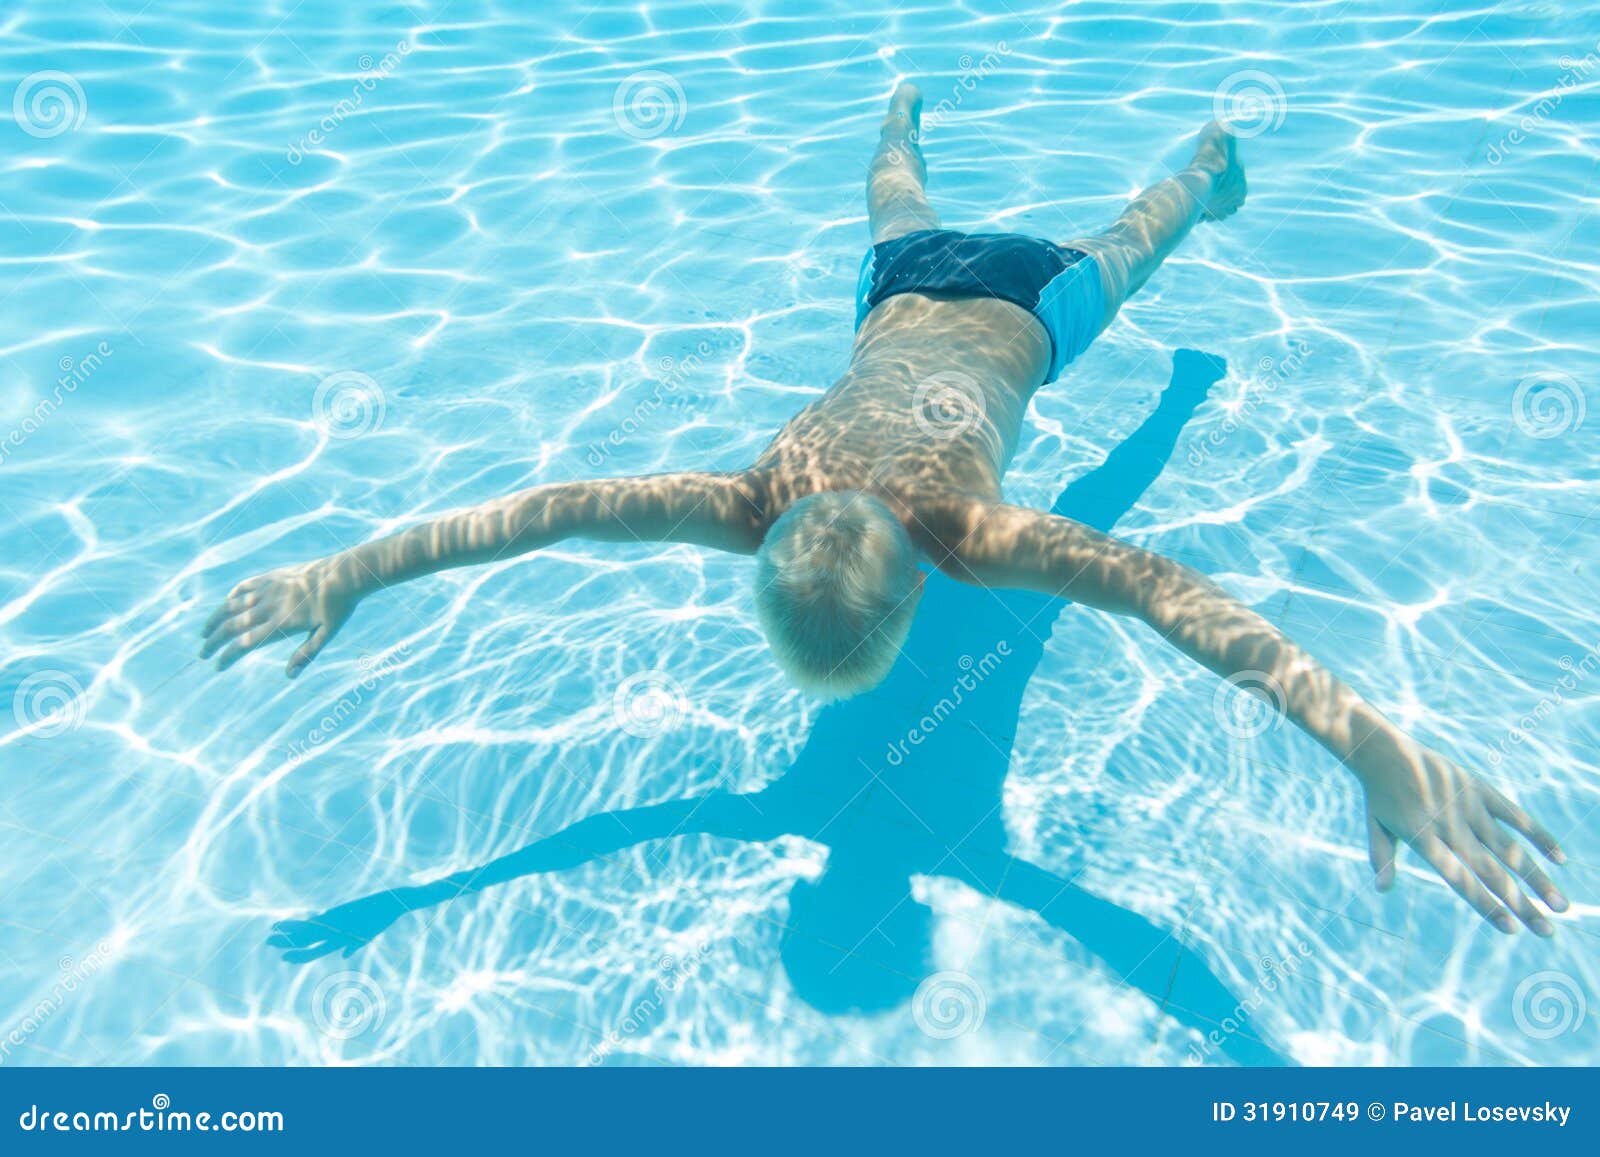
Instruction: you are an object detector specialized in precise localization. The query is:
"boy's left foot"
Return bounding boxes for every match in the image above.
[886,81,923,131]
[878,82,926,174]
[1190,121,1246,222]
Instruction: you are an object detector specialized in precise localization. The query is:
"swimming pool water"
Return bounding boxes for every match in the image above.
[1,0,1597,1066]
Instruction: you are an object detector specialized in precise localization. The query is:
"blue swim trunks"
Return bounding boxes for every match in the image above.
[854,228,1106,383]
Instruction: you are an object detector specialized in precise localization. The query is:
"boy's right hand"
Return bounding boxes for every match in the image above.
[200,557,363,677]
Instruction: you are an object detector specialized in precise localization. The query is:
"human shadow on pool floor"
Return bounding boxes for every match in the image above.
[271,348,1287,1066]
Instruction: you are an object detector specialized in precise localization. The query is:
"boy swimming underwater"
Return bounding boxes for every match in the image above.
[203,84,1568,936]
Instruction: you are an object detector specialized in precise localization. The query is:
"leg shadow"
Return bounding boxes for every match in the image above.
[769,348,1290,1064]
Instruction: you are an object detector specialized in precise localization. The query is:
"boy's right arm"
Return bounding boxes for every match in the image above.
[200,470,764,677]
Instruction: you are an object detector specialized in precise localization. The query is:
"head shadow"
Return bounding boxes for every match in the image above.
[759,349,1286,1064]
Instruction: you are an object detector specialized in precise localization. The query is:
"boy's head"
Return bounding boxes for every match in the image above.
[754,490,923,699]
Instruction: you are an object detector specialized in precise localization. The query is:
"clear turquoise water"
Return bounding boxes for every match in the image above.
[1,0,1597,1066]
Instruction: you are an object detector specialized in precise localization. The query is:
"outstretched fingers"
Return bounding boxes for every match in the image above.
[201,570,345,673]
[200,563,356,677]
[200,606,269,660]
[287,623,337,679]
[1454,828,1555,937]
[1413,835,1517,934]
[1475,815,1569,916]
[213,623,290,671]
[1366,811,1398,891]
[1485,788,1565,864]
[202,590,259,636]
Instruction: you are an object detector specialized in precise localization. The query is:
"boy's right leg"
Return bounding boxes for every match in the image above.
[1069,121,1245,330]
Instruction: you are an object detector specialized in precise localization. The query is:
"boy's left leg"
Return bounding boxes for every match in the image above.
[1069,122,1245,331]
[867,83,941,244]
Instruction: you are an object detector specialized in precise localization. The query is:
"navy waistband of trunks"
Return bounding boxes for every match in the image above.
[853,228,1105,383]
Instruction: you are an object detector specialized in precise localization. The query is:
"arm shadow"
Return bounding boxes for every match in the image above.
[269,791,776,963]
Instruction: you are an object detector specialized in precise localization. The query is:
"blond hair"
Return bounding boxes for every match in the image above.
[754,491,921,699]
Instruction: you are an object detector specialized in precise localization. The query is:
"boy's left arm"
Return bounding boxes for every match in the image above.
[927,498,1568,934]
